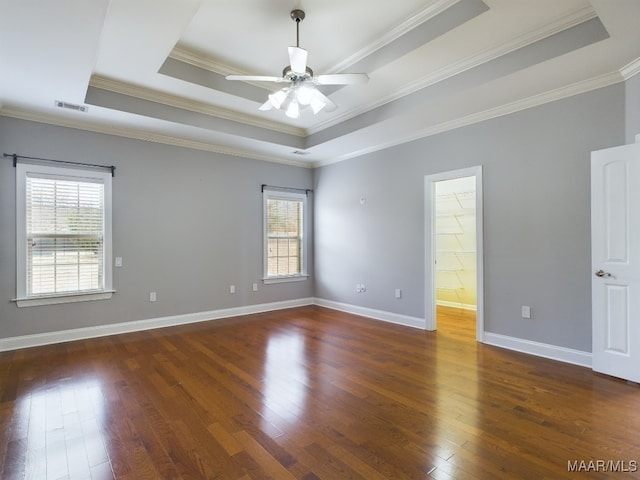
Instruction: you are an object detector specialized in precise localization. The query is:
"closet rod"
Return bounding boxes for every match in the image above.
[4,153,116,177]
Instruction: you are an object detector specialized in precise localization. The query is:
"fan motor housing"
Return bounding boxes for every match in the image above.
[283,66,313,80]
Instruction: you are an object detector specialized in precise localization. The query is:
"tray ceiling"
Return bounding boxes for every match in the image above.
[1,0,639,166]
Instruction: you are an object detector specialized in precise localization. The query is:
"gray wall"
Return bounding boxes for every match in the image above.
[626,73,640,143]
[0,117,314,339]
[313,85,625,352]
[0,80,632,350]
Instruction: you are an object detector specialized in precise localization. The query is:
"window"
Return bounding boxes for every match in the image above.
[263,189,308,283]
[15,163,113,307]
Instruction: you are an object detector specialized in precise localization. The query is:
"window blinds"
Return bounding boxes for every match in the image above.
[266,197,303,276]
[26,174,105,296]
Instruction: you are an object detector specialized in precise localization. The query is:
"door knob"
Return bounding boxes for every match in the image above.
[595,269,612,277]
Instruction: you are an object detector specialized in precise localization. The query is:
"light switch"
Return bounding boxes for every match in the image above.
[115,257,123,267]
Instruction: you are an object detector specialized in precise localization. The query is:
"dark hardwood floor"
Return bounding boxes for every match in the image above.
[1,305,639,479]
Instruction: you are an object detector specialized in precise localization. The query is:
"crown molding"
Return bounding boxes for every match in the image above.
[169,46,242,76]
[168,47,284,94]
[0,107,313,168]
[327,0,460,73]
[307,5,599,136]
[89,75,306,138]
[620,57,640,80]
[168,0,460,78]
[1,69,625,171]
[165,0,462,135]
[313,70,623,167]
[400,5,598,96]
[164,3,599,140]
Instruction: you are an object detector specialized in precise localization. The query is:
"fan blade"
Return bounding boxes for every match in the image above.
[288,46,308,74]
[316,73,369,85]
[226,75,285,83]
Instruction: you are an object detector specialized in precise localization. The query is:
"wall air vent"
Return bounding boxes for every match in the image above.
[55,100,88,113]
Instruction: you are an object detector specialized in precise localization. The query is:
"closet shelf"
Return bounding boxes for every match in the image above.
[436,250,475,254]
[436,191,475,200]
[436,210,475,218]
[435,182,476,309]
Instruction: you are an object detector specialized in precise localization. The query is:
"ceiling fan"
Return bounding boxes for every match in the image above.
[226,9,369,119]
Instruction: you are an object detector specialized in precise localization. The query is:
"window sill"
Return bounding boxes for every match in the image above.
[13,290,115,308]
[263,275,309,285]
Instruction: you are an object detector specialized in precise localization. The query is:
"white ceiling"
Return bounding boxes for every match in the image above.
[1,0,639,167]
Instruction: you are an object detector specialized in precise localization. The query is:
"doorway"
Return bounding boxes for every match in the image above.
[425,166,484,341]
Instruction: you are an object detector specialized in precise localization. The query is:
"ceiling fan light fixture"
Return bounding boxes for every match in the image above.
[310,95,327,114]
[259,100,273,111]
[226,9,368,119]
[268,89,288,109]
[285,99,300,119]
[295,84,314,105]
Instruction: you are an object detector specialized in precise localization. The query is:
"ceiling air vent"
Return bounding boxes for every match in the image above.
[292,150,310,155]
[55,100,88,113]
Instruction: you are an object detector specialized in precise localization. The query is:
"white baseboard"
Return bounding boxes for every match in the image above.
[436,300,477,311]
[313,301,591,368]
[483,332,592,368]
[313,298,426,329]
[0,298,314,352]
[0,298,593,372]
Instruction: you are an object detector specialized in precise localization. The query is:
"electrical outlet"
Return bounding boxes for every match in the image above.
[395,288,402,299]
[150,292,157,302]
[252,283,258,292]
[361,284,366,293]
[356,284,361,293]
[522,306,531,319]
[230,285,236,294]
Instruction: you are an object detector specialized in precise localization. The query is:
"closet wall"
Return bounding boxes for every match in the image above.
[435,176,476,310]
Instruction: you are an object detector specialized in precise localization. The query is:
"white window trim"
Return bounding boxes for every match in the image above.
[262,189,308,283]
[14,162,114,307]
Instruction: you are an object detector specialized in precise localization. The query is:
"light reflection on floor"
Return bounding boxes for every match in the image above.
[261,332,309,429]
[14,378,112,479]
[433,309,479,475]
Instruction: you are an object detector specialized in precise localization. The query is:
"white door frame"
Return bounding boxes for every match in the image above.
[425,165,484,341]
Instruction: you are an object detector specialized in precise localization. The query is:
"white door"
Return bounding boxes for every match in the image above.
[591,141,640,382]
